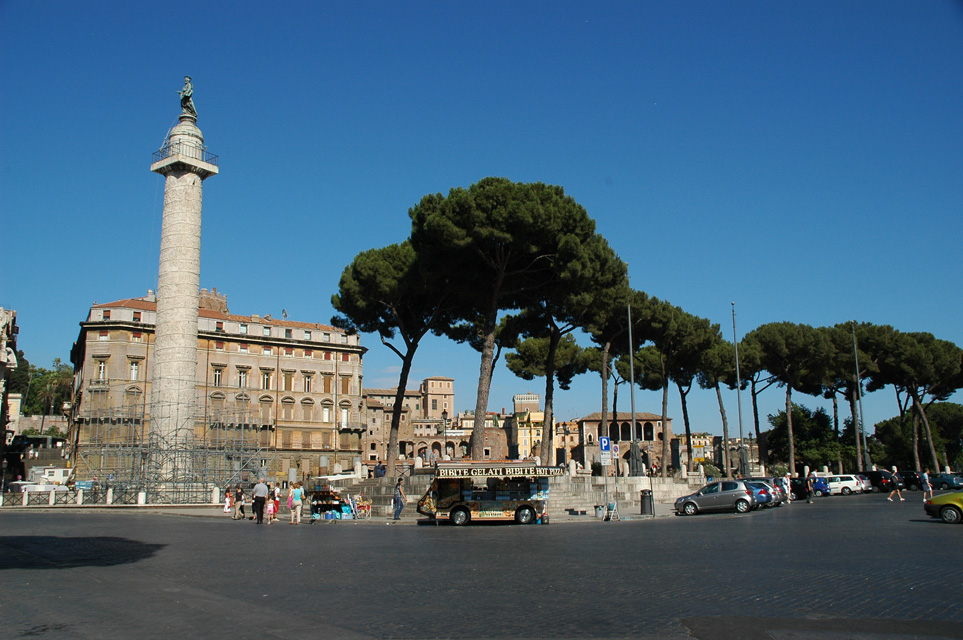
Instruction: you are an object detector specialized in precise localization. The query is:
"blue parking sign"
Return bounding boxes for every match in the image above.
[599,437,611,452]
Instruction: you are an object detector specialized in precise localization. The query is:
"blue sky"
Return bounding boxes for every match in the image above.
[3,2,962,439]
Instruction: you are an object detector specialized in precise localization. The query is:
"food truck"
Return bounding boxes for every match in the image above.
[417,462,564,526]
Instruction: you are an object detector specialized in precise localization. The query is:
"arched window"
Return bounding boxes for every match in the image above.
[281,397,295,421]
[635,423,643,440]
[620,423,630,442]
[259,397,273,424]
[301,398,315,422]
[609,423,619,440]
[644,422,654,441]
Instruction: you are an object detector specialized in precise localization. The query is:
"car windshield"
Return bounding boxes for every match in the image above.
[701,483,720,495]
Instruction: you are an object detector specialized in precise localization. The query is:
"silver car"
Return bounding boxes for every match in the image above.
[675,480,757,516]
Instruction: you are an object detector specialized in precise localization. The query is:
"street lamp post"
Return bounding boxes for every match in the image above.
[731,302,747,477]
[441,410,449,460]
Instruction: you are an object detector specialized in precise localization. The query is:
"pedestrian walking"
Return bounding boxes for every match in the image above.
[223,487,232,514]
[252,477,269,524]
[922,468,934,501]
[783,472,792,504]
[233,484,245,520]
[392,477,407,520]
[806,473,815,504]
[289,482,305,525]
[887,466,905,502]
[266,495,276,523]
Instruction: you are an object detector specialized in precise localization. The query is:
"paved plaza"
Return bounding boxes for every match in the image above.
[1,493,961,639]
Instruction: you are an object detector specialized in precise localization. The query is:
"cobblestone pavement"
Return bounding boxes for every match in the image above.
[1,492,961,639]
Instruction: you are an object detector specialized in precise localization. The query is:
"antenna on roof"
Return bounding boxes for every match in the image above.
[282,309,288,319]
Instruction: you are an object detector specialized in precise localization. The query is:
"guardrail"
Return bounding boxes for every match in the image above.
[152,142,219,166]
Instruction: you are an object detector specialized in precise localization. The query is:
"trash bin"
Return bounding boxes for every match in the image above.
[640,489,654,515]
[594,504,605,519]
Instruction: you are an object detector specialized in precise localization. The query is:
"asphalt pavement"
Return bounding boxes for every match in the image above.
[1,492,960,639]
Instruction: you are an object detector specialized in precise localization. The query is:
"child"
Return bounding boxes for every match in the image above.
[266,495,276,523]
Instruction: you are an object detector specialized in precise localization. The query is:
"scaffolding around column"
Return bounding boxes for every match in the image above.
[70,383,276,504]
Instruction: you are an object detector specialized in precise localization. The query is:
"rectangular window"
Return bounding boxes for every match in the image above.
[238,370,248,388]
[263,347,272,356]
[239,323,248,335]
[304,331,311,340]
[215,341,224,350]
[129,361,139,380]
[283,372,294,391]
[304,349,313,357]
[102,310,111,320]
[239,344,248,353]
[323,376,332,393]
[322,406,331,423]
[304,375,313,393]
[340,407,349,426]
[98,330,109,341]
[341,376,350,394]
[132,311,141,322]
[285,347,293,356]
[341,334,348,344]
[131,332,143,342]
[323,332,330,342]
[432,399,437,410]
[301,431,311,448]
[263,326,271,337]
[262,371,272,390]
[341,353,349,362]
[284,328,292,339]
[97,360,107,381]
[215,321,224,332]
[324,351,331,360]
[212,368,223,387]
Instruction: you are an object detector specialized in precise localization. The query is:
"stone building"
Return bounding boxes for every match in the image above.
[69,289,366,484]
[576,411,673,471]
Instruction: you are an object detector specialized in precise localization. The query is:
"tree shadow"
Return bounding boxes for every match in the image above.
[0,536,166,570]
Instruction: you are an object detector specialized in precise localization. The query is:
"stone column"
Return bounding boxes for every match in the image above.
[149,112,218,479]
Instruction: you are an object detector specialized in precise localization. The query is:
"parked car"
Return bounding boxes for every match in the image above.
[924,491,963,524]
[899,470,925,491]
[674,480,757,515]
[744,481,780,508]
[825,475,863,495]
[856,474,873,492]
[789,476,831,499]
[742,477,787,504]
[930,473,963,491]
[862,470,903,493]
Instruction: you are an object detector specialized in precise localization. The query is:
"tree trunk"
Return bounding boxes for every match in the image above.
[470,311,498,458]
[912,394,941,473]
[785,385,796,475]
[848,389,862,472]
[675,380,694,472]
[831,394,843,474]
[538,327,560,465]
[660,355,669,478]
[386,349,417,478]
[751,379,765,464]
[911,411,921,472]
[715,383,731,478]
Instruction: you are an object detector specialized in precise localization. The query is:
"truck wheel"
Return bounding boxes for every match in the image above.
[515,506,536,524]
[450,508,470,526]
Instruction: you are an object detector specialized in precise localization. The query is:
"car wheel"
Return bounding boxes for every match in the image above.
[683,502,698,516]
[841,487,852,495]
[515,506,536,525]
[450,508,471,526]
[735,500,751,514]
[814,490,824,497]
[871,486,880,493]
[939,506,962,524]
[941,483,950,490]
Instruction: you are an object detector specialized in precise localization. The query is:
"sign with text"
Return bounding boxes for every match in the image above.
[436,465,565,479]
[599,437,612,466]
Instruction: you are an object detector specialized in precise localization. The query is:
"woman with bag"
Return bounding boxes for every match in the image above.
[289,482,305,525]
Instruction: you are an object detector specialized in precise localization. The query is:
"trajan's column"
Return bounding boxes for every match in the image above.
[148,77,218,479]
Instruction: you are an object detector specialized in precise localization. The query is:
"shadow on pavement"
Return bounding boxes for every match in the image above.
[0,536,165,570]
